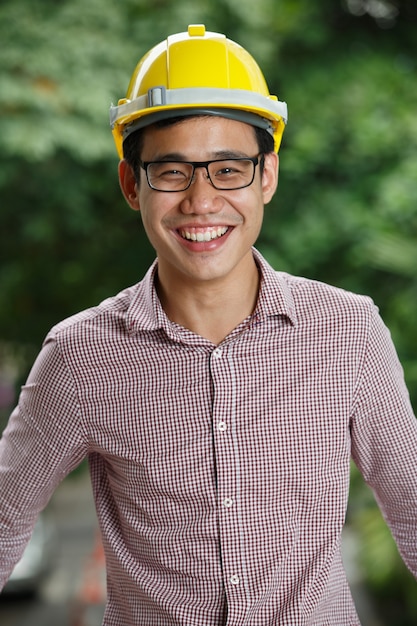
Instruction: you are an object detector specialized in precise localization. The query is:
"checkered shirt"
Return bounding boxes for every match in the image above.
[1,248,416,625]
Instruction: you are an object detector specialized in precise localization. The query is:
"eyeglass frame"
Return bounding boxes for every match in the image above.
[138,154,264,192]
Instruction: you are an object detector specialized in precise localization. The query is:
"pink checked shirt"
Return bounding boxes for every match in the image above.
[1,249,416,625]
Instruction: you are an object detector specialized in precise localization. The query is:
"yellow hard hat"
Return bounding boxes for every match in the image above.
[110,24,288,158]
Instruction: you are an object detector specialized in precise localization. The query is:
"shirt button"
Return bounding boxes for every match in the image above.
[230,575,240,585]
[218,421,227,432]
[212,347,223,358]
[223,497,234,508]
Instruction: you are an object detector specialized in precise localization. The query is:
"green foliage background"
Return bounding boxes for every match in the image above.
[0,0,416,622]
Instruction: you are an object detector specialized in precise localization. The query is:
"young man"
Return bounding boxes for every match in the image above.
[1,25,416,625]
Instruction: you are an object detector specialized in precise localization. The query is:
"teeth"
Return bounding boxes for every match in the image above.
[181,227,229,242]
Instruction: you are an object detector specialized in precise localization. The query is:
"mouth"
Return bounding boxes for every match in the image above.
[179,226,230,242]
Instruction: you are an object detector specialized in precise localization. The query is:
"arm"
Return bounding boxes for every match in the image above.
[351,304,417,577]
[0,338,88,589]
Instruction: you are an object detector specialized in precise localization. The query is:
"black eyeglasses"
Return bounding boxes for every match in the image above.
[139,155,263,192]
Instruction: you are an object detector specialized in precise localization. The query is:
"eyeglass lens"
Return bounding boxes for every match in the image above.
[146,158,258,191]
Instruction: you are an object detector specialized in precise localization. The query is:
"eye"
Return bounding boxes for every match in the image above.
[217,166,236,176]
[213,160,249,180]
[153,163,189,179]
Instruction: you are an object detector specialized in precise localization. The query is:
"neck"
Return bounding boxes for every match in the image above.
[156,258,260,345]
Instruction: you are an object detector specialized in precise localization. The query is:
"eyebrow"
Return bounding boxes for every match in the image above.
[148,150,252,162]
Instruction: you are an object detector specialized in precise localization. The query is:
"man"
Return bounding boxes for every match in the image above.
[1,24,416,625]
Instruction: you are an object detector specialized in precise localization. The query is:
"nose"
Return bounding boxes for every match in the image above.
[191,164,211,184]
[180,167,222,214]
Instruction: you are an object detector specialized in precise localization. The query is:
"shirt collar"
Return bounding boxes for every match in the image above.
[252,248,297,326]
[126,248,297,335]
[126,261,164,335]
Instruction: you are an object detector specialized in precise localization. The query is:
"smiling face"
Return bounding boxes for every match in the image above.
[119,116,278,295]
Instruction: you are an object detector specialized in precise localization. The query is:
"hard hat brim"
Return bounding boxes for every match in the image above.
[110,87,287,157]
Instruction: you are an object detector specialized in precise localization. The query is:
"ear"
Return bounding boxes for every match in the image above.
[261,152,279,205]
[118,159,140,212]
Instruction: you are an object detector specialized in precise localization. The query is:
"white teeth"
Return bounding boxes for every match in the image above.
[181,227,229,242]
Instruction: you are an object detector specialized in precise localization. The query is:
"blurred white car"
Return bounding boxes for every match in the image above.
[3,515,55,595]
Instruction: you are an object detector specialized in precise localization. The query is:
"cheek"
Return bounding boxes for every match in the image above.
[137,193,174,241]
[231,185,264,218]
[138,209,159,241]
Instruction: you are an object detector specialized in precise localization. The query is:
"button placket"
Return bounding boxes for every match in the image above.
[210,343,245,603]
[212,346,223,359]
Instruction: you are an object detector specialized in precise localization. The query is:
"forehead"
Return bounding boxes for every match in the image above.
[141,115,259,160]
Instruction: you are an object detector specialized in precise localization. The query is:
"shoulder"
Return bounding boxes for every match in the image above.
[273,272,378,344]
[254,248,376,329]
[283,273,375,317]
[45,283,141,345]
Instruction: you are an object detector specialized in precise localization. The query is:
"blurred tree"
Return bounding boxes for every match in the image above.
[260,0,417,402]
[0,0,416,622]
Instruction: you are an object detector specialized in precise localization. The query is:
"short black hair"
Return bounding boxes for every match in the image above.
[123,115,274,183]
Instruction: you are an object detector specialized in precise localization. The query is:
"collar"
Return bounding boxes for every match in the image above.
[251,248,297,326]
[126,248,297,337]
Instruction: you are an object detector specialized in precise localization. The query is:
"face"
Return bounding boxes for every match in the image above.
[119,116,278,291]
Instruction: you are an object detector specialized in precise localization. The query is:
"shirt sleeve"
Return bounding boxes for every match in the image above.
[0,337,89,590]
[351,303,417,578]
